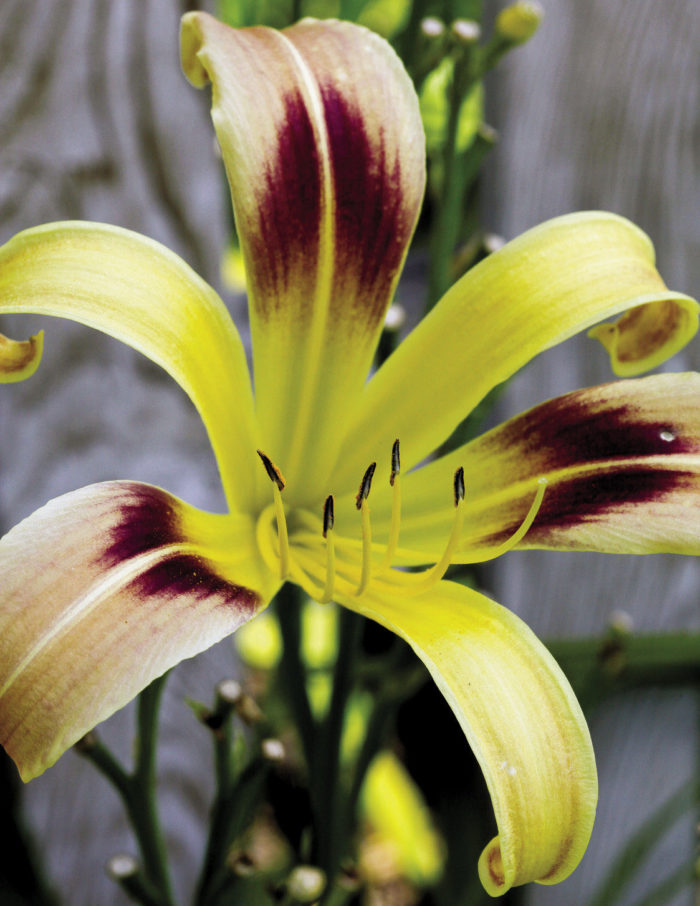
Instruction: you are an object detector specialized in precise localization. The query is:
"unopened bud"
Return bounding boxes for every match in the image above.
[261,738,286,762]
[420,16,445,38]
[286,865,327,903]
[107,854,139,880]
[495,1,543,43]
[608,609,634,635]
[452,19,481,44]
[216,678,243,705]
[384,303,406,332]
[482,233,506,255]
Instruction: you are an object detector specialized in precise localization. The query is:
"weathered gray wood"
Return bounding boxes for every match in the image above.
[0,1,697,904]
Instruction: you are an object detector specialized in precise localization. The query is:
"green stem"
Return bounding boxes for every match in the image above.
[547,630,700,709]
[276,583,317,775]
[79,674,174,906]
[314,607,365,883]
[426,52,479,310]
[128,674,175,905]
[193,693,238,906]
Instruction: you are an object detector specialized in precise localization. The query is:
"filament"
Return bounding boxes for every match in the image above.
[468,477,547,563]
[256,450,290,580]
[403,467,465,594]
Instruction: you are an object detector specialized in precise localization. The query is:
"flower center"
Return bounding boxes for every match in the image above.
[255,444,547,603]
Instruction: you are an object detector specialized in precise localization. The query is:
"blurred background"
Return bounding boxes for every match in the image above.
[0,0,698,904]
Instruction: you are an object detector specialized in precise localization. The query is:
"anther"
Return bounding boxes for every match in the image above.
[453,466,465,505]
[257,449,290,579]
[257,449,285,490]
[322,495,334,537]
[356,462,376,509]
[382,440,402,569]
[390,439,401,486]
[321,495,336,604]
[355,463,376,596]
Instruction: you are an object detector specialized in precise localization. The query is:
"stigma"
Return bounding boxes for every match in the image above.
[256,441,547,603]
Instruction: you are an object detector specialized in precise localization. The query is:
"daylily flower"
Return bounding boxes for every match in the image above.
[0,11,699,897]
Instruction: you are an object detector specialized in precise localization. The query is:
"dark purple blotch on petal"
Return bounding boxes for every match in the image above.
[102,485,181,567]
[101,485,260,613]
[131,554,259,613]
[249,88,322,316]
[488,390,697,474]
[321,83,409,324]
[486,466,695,548]
[534,466,692,530]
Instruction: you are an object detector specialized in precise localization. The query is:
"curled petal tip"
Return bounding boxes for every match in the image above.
[0,330,44,383]
[478,837,508,897]
[588,296,699,376]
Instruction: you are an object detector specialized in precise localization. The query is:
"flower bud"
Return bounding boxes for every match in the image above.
[451,19,481,44]
[286,865,327,903]
[420,16,445,38]
[495,1,543,44]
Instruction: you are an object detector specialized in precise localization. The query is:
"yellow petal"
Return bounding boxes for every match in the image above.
[333,212,698,492]
[0,482,276,781]
[390,373,700,560]
[341,581,597,896]
[0,222,258,512]
[181,13,425,505]
[588,298,698,376]
[0,330,43,383]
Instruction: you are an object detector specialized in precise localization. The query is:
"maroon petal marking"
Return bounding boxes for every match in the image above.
[102,483,259,613]
[0,480,267,779]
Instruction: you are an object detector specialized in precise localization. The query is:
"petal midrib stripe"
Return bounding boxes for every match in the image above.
[271,30,335,484]
[0,543,197,699]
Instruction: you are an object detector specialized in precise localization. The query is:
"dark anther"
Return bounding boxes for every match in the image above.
[257,449,285,491]
[453,466,465,506]
[355,462,377,509]
[323,495,335,537]
[390,438,401,486]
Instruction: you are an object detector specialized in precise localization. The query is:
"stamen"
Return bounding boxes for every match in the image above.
[381,439,402,568]
[470,476,547,563]
[257,450,290,579]
[320,495,336,604]
[401,467,466,595]
[355,462,376,596]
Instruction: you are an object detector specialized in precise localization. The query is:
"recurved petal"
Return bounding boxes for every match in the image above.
[341,580,597,896]
[391,373,700,560]
[333,212,698,491]
[0,482,277,781]
[181,13,425,504]
[0,222,258,512]
[0,330,43,383]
